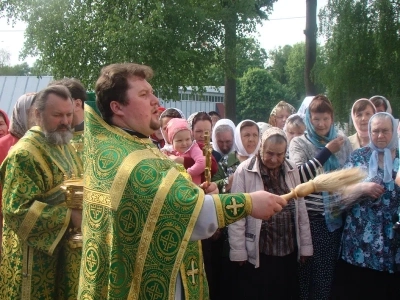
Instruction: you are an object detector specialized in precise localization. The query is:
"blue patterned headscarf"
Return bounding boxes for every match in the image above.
[368,112,398,188]
[304,107,340,172]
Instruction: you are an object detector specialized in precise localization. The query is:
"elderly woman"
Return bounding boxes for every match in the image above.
[348,98,376,150]
[229,127,313,299]
[332,112,400,299]
[0,93,36,163]
[289,95,352,300]
[268,101,296,129]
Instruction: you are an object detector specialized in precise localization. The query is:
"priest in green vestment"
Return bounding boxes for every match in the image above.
[78,63,286,300]
[0,85,83,299]
[48,78,87,161]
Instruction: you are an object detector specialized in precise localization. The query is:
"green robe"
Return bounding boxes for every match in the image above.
[0,126,83,299]
[79,104,253,300]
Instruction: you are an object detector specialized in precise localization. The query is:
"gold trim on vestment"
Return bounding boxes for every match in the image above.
[128,168,180,299]
[169,189,205,300]
[13,141,54,184]
[48,208,71,255]
[21,244,33,300]
[18,201,47,241]
[85,104,153,145]
[244,193,253,215]
[83,188,111,208]
[211,194,225,228]
[110,150,158,210]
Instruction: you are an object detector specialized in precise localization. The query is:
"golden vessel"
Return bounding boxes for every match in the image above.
[61,175,83,248]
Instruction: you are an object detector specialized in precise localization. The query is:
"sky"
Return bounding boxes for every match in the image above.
[0,0,329,66]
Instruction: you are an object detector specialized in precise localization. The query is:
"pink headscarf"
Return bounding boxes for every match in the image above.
[351,98,376,139]
[165,118,191,144]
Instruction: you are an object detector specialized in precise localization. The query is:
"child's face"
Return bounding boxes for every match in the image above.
[173,130,192,153]
[285,124,305,144]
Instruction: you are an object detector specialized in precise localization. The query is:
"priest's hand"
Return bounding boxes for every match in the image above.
[71,209,82,229]
[200,182,218,195]
[249,191,286,220]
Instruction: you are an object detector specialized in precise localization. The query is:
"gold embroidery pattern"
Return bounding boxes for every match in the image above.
[128,168,179,299]
[79,104,208,299]
[211,194,225,228]
[0,127,82,299]
[17,201,47,241]
[218,193,251,225]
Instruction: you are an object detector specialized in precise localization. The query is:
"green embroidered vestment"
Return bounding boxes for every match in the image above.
[78,104,252,300]
[0,127,83,299]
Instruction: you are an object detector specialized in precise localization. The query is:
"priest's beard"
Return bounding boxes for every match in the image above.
[43,124,74,145]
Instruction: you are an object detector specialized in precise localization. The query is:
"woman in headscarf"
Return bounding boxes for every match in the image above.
[348,98,376,150]
[369,95,392,114]
[235,120,261,162]
[288,95,353,300]
[0,93,36,164]
[0,109,10,139]
[332,112,400,299]
[229,127,313,299]
[268,101,296,129]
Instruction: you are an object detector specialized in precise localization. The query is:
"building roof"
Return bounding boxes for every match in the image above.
[0,76,54,117]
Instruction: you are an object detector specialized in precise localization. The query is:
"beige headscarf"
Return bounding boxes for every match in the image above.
[268,101,296,126]
[259,127,287,162]
[9,93,36,138]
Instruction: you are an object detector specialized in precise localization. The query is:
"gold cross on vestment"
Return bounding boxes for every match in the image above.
[226,197,244,216]
[146,283,163,300]
[186,259,199,285]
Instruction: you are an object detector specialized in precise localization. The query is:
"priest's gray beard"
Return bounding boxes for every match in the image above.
[44,125,74,145]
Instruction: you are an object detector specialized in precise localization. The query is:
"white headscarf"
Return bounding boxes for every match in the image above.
[297,96,314,120]
[257,122,272,137]
[212,119,236,155]
[369,95,392,114]
[234,120,261,157]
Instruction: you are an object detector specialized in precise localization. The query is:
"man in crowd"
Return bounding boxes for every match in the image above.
[49,78,87,158]
[0,85,83,299]
[78,63,286,299]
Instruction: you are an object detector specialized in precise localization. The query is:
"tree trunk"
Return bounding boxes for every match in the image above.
[304,0,317,96]
[224,12,238,123]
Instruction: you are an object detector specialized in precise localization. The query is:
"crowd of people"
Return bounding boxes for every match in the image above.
[0,63,399,299]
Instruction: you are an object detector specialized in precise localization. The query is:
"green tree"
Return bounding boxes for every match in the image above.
[1,0,276,122]
[320,0,400,120]
[237,68,295,122]
[0,62,31,75]
[205,37,268,86]
[268,45,293,85]
[268,42,326,108]
[286,42,326,106]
